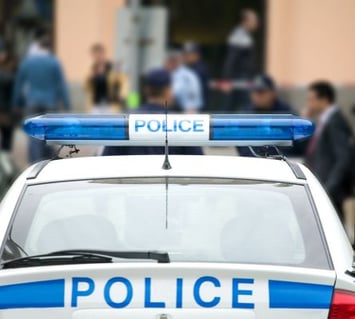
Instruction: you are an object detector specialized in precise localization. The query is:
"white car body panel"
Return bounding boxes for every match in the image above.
[0,263,336,319]
[0,155,353,319]
[30,156,302,184]
[301,164,353,270]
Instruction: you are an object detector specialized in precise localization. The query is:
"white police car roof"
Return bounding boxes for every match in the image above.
[26,155,305,184]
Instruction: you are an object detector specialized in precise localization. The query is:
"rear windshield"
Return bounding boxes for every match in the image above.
[2,178,330,269]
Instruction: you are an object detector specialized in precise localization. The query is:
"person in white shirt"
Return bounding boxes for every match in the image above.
[165,50,202,113]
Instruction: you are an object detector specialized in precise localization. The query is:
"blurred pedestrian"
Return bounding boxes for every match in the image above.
[165,50,202,113]
[12,34,71,163]
[103,68,203,156]
[238,74,294,157]
[221,9,259,111]
[0,43,17,181]
[183,42,209,109]
[305,81,353,219]
[243,74,292,114]
[86,44,127,113]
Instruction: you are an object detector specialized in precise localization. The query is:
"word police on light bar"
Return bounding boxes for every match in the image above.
[23,114,315,146]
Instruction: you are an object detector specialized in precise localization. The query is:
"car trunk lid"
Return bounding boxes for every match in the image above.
[0,263,336,319]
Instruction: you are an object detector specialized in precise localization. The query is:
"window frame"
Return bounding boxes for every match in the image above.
[0,177,333,270]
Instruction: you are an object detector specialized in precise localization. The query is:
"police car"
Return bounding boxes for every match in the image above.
[0,113,353,319]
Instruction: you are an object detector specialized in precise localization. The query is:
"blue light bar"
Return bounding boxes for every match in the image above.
[23,114,128,141]
[23,114,315,147]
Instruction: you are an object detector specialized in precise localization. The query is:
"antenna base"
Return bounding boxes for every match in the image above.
[162,156,172,170]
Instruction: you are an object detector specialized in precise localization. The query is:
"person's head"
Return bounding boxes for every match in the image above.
[34,26,49,41]
[250,75,277,110]
[183,42,201,65]
[143,68,173,105]
[165,50,182,72]
[38,34,52,51]
[91,43,106,63]
[34,26,52,50]
[307,81,336,117]
[239,9,259,32]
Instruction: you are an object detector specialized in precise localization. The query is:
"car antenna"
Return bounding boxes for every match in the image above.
[164,176,169,229]
[161,101,171,229]
[162,100,172,170]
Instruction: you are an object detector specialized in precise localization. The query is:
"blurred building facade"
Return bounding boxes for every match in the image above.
[267,0,355,122]
[56,0,126,84]
[267,0,355,85]
[54,0,355,82]
[1,0,355,117]
[58,0,355,118]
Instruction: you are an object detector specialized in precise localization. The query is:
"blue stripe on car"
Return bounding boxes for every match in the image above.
[0,279,65,309]
[269,280,333,309]
[0,278,334,310]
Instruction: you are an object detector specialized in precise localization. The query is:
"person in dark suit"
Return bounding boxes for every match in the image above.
[221,9,259,111]
[102,68,203,156]
[305,81,353,219]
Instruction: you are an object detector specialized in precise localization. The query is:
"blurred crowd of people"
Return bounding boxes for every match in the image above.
[0,9,354,220]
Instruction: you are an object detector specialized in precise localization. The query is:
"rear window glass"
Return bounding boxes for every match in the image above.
[2,178,330,269]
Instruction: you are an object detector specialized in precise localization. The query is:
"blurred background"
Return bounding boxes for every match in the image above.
[0,0,354,238]
[1,0,355,113]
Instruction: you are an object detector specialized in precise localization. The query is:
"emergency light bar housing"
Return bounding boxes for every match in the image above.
[23,114,315,147]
